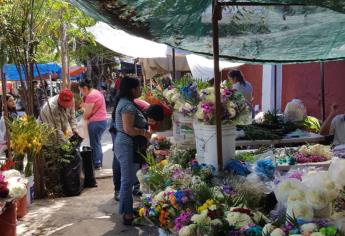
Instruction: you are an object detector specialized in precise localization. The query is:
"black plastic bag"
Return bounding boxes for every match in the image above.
[80,146,97,188]
[61,149,84,197]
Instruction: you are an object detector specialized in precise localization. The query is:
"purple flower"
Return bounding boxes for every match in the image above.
[174,210,193,231]
[222,185,233,195]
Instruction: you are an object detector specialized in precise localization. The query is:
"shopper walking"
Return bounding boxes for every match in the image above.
[79,79,107,169]
[113,76,151,225]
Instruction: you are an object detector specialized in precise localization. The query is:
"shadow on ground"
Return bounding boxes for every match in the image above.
[17,179,158,236]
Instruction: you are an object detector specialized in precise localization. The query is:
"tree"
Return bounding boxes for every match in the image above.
[0,0,95,198]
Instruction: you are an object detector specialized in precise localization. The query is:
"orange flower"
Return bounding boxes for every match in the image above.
[159,210,169,226]
[169,194,177,207]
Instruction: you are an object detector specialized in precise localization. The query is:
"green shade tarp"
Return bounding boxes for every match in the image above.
[71,0,345,63]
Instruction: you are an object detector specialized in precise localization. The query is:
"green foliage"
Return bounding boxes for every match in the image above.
[0,0,96,64]
[173,74,194,90]
[168,146,196,168]
[192,182,214,206]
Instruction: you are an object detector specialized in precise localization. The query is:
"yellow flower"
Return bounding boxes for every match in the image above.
[159,160,168,167]
[139,208,146,217]
[20,115,28,123]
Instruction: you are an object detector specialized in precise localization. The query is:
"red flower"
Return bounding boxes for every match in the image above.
[0,180,9,198]
[0,160,15,171]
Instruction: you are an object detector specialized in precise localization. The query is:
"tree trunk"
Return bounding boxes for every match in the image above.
[0,68,12,160]
[60,19,69,88]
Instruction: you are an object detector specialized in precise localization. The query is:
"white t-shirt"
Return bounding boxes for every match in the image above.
[233,81,253,101]
[330,114,345,145]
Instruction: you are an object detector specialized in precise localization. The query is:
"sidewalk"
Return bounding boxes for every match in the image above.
[17,178,158,236]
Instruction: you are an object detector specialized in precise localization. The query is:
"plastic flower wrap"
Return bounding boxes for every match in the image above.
[270,228,285,236]
[287,200,314,221]
[275,178,305,204]
[178,224,196,236]
[7,177,27,199]
[191,210,211,225]
[305,189,329,210]
[329,158,345,189]
[300,223,318,233]
[2,169,21,179]
[302,171,339,201]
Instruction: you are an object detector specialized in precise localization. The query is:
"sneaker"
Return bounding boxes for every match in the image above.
[114,191,120,201]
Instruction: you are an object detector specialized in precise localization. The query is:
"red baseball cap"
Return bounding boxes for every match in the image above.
[58,88,74,108]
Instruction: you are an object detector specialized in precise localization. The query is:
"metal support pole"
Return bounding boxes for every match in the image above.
[172,48,176,81]
[49,74,53,97]
[212,0,223,171]
[274,65,277,114]
[320,62,326,121]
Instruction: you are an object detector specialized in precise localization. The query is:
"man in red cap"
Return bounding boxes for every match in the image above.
[40,88,77,144]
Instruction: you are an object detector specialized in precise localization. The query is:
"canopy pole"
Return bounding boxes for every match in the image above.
[274,64,277,115]
[212,0,223,171]
[49,73,53,97]
[320,62,325,121]
[172,48,176,81]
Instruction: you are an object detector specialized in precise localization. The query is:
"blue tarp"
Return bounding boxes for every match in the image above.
[3,64,61,81]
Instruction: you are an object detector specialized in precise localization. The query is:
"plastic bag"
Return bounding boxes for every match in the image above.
[61,150,84,196]
[77,118,89,140]
[284,99,307,122]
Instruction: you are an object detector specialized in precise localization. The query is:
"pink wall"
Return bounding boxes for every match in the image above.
[282,61,345,119]
[223,61,345,120]
[240,65,263,109]
[223,65,263,108]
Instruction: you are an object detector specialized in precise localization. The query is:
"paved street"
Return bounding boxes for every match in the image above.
[17,179,158,236]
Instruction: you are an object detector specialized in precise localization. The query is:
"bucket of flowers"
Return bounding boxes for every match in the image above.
[194,85,251,169]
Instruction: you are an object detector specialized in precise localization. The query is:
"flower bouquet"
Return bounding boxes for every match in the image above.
[0,170,27,199]
[164,75,208,117]
[9,115,54,177]
[293,144,332,164]
[196,86,250,125]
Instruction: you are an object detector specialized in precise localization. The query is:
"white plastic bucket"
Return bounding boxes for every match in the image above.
[193,121,204,163]
[195,123,236,170]
[26,176,34,205]
[172,112,195,147]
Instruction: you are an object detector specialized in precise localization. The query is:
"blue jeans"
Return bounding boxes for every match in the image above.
[115,136,135,215]
[88,120,107,167]
[111,132,139,193]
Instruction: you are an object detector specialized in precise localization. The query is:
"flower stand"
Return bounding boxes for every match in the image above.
[194,123,236,170]
[172,112,195,147]
[0,201,16,236]
[16,195,28,219]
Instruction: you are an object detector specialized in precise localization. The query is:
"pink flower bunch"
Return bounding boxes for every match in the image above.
[221,88,233,103]
[294,153,328,163]
[201,102,214,121]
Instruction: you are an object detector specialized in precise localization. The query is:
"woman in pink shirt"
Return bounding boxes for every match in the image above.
[79,79,108,169]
